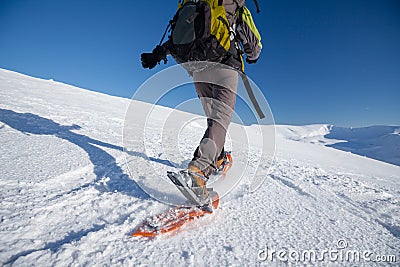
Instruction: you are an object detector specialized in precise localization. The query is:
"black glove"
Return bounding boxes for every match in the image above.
[246,57,258,64]
[141,45,167,69]
[141,53,158,69]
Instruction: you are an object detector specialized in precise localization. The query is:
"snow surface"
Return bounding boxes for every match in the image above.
[0,68,399,266]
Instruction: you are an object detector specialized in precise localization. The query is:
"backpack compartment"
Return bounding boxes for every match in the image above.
[171,0,233,63]
[172,2,199,45]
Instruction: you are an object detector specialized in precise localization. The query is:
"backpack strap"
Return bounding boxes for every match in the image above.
[253,0,261,13]
[159,23,172,46]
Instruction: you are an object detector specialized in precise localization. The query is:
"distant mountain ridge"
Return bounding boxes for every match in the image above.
[326,125,400,166]
[275,124,400,166]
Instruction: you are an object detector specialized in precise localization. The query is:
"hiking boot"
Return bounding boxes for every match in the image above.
[186,165,209,205]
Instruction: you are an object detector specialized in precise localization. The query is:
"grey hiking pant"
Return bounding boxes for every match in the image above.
[189,67,239,177]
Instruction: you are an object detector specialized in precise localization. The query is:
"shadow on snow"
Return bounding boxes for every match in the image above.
[0,108,177,264]
[0,108,150,197]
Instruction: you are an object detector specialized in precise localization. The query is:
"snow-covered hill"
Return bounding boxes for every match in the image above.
[326,125,400,166]
[1,69,399,266]
[275,124,400,167]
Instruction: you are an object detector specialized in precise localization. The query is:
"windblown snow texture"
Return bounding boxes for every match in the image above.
[0,69,399,265]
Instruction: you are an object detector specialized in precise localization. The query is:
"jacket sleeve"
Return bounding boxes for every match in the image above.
[161,39,173,56]
[236,6,262,62]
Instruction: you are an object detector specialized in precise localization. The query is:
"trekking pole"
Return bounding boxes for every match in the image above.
[240,72,265,119]
[253,0,261,13]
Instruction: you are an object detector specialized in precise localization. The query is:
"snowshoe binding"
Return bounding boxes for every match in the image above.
[167,166,211,209]
[213,151,233,176]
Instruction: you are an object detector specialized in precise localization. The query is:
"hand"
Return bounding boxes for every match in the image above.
[141,53,158,69]
[246,57,258,64]
[141,45,167,69]
[152,45,166,62]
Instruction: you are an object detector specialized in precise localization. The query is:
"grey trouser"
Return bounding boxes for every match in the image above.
[189,67,239,177]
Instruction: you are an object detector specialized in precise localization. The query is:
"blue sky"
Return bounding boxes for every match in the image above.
[0,0,399,127]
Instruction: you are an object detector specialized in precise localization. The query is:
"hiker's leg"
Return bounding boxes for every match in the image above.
[190,67,238,176]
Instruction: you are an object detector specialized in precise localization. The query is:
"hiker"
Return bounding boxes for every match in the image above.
[141,0,262,206]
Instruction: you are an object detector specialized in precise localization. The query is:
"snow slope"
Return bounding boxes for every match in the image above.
[1,69,399,266]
